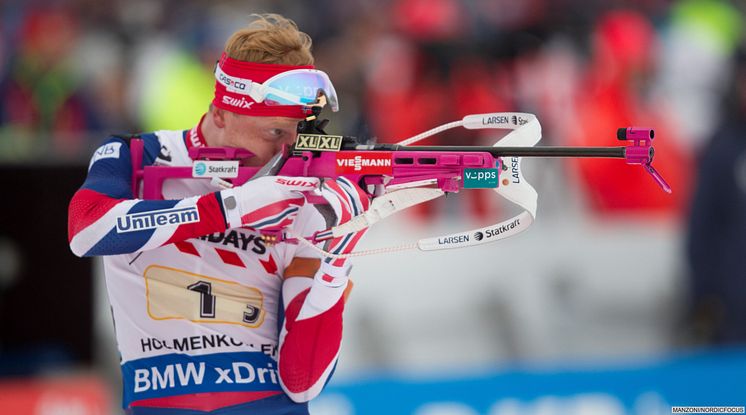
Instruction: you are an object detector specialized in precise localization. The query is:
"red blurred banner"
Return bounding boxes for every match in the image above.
[0,376,111,415]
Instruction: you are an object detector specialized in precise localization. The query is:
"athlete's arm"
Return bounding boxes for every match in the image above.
[276,178,370,402]
[68,135,315,257]
[276,258,352,403]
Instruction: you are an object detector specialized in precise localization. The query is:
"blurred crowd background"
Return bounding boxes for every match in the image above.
[1,0,746,414]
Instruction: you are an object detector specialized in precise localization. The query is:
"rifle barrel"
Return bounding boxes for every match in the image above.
[390,145,627,158]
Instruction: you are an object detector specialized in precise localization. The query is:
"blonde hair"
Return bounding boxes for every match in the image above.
[224,14,314,65]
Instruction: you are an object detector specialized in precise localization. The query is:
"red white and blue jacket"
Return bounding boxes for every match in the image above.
[68,124,345,414]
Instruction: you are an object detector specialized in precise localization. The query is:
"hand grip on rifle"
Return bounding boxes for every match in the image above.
[218,175,319,231]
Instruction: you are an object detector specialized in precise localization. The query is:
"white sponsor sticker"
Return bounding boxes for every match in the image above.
[88,142,122,170]
[116,206,200,233]
[192,161,240,178]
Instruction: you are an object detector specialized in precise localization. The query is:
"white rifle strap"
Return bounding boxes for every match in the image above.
[295,112,541,258]
[330,186,445,237]
[417,112,540,250]
[293,185,445,258]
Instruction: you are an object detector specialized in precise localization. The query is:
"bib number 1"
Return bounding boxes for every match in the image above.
[187,281,216,318]
[144,265,265,328]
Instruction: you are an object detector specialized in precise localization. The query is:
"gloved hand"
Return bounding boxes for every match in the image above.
[219,176,319,231]
[317,177,371,268]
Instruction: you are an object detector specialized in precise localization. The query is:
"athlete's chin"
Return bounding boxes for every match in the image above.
[241,156,269,167]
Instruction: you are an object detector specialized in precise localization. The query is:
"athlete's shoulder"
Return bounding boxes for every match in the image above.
[89,131,159,160]
[88,129,186,170]
[150,128,194,166]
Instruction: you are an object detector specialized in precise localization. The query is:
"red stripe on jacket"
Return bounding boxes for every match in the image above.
[68,189,125,242]
[164,193,228,245]
[279,288,344,394]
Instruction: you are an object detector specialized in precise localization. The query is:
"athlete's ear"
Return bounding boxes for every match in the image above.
[212,106,227,129]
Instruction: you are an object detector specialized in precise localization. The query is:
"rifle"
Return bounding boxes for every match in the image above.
[130,111,670,258]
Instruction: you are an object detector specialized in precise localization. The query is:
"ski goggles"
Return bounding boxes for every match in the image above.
[213,55,339,116]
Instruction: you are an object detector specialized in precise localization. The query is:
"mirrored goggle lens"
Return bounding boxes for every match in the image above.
[263,70,339,112]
